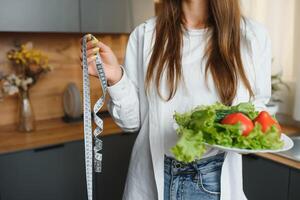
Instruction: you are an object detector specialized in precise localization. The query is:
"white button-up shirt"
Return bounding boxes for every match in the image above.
[107,17,271,200]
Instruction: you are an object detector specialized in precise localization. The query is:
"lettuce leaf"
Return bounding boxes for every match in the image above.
[171,102,283,163]
[170,127,206,163]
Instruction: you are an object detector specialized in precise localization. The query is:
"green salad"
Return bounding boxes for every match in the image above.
[171,102,284,163]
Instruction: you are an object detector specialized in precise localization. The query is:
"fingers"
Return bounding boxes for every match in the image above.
[80,54,97,63]
[79,34,93,43]
[79,34,98,50]
[87,55,97,64]
[80,34,112,54]
[79,34,99,73]
[79,52,98,62]
[79,55,97,67]
[79,46,99,60]
[87,47,99,57]
[86,39,98,49]
[98,41,111,53]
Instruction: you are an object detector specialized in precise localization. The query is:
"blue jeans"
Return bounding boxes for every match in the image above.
[164,153,225,200]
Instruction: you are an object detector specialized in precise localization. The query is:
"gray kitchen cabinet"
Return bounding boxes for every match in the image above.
[289,168,300,200]
[96,132,137,199]
[243,155,290,200]
[0,0,80,32]
[0,0,154,33]
[0,131,138,200]
[0,141,86,200]
[80,0,132,33]
[80,0,154,33]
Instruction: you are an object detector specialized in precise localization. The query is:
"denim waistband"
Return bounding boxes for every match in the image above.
[164,153,225,175]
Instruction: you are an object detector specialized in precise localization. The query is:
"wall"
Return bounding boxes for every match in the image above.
[130,0,155,27]
[241,0,300,118]
[275,1,299,118]
[0,33,128,126]
[294,0,300,72]
[292,0,300,121]
[241,0,296,80]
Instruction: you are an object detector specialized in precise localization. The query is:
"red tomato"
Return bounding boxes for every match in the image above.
[254,111,281,133]
[221,113,254,136]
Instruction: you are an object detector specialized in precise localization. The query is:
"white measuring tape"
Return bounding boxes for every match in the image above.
[82,34,107,200]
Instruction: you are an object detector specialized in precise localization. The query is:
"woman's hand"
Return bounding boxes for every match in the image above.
[80,35,123,86]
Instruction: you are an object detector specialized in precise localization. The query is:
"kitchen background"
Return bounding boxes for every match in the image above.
[0,0,299,200]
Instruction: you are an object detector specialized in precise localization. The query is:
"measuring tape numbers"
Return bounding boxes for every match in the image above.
[82,34,107,200]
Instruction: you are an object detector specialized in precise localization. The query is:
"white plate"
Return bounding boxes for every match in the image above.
[204,133,294,154]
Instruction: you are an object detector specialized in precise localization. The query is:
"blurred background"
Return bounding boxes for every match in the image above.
[241,0,300,123]
[0,0,299,200]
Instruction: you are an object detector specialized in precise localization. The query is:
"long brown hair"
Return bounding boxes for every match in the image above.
[145,0,254,106]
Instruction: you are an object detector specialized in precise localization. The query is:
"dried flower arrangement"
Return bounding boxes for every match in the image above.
[0,42,52,99]
[0,42,52,131]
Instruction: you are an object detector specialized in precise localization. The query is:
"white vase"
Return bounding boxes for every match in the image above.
[266,103,279,116]
[18,89,36,132]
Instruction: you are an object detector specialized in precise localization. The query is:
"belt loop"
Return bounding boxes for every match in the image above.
[191,160,198,172]
[191,161,200,182]
[169,159,175,199]
[171,160,176,175]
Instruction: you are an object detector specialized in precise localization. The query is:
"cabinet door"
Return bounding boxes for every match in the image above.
[0,0,80,32]
[243,155,290,200]
[80,0,132,33]
[95,132,138,200]
[289,168,300,200]
[0,141,86,200]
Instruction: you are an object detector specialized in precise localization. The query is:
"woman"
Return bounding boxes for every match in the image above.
[82,0,271,199]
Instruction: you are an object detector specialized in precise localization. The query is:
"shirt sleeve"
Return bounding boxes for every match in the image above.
[107,27,141,132]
